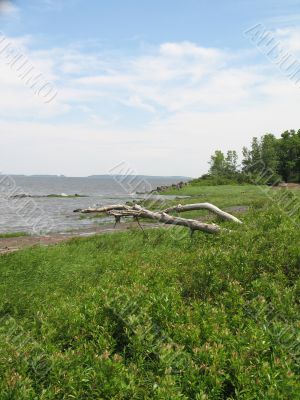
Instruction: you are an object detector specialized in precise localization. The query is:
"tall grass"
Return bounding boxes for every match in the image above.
[0,193,299,398]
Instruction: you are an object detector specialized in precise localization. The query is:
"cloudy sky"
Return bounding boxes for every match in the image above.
[1,0,300,177]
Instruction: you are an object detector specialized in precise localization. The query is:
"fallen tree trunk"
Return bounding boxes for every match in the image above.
[131,205,221,234]
[75,202,242,235]
[107,207,221,234]
[163,202,243,224]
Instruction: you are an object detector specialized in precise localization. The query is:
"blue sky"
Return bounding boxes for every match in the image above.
[1,0,300,176]
[4,0,300,48]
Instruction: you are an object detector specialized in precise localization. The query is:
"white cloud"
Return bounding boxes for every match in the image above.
[0,0,19,16]
[275,27,300,55]
[123,95,156,113]
[159,41,225,60]
[1,31,300,176]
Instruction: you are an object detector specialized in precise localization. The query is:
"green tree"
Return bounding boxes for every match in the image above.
[209,150,226,176]
[277,130,300,182]
[207,128,300,185]
[261,134,279,170]
[242,137,262,175]
[242,146,252,172]
[225,150,238,176]
[209,150,239,179]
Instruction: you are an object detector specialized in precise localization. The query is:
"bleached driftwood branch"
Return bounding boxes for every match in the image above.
[131,205,221,234]
[106,208,220,234]
[74,204,130,214]
[163,203,243,224]
[75,201,243,234]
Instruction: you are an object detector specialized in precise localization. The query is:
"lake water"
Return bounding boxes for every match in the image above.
[0,175,188,234]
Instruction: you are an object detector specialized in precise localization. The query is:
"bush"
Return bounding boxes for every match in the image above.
[0,200,299,398]
[190,173,251,186]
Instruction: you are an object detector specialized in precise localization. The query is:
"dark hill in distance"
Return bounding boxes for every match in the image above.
[87,175,191,180]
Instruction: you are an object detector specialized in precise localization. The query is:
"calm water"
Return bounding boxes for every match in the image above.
[0,175,188,234]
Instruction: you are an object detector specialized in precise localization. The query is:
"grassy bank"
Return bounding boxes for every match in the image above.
[163,184,300,207]
[0,185,299,398]
[0,232,28,239]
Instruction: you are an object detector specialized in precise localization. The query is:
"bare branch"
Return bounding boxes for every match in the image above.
[163,202,243,224]
[74,202,243,234]
[131,205,221,234]
[74,204,130,214]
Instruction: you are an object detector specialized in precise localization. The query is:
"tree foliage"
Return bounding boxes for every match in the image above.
[209,150,238,178]
[207,129,300,184]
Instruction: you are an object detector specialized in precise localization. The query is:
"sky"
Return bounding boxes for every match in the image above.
[1,0,300,177]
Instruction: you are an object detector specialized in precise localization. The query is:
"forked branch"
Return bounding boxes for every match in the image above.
[75,201,242,235]
[163,203,243,224]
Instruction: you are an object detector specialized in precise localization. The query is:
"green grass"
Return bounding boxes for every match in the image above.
[79,213,110,220]
[162,183,299,207]
[160,184,300,219]
[0,185,299,398]
[0,232,28,238]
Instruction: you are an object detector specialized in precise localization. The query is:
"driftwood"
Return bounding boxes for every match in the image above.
[163,203,243,224]
[75,202,242,235]
[132,205,221,234]
[74,204,130,214]
[106,207,220,233]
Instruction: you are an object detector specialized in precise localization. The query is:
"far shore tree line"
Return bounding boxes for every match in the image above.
[197,129,300,185]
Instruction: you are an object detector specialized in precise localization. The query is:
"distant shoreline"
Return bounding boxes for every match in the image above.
[4,174,193,180]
